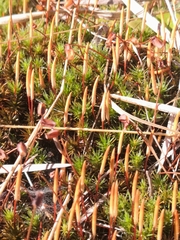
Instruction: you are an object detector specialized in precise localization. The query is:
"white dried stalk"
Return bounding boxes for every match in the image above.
[0,9,121,26]
[111,94,180,116]
[0,163,71,174]
[158,81,180,172]
[0,11,47,25]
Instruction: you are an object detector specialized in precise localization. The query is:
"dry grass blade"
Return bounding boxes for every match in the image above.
[74,177,81,204]
[112,230,117,240]
[55,0,60,27]
[133,189,140,226]
[29,10,33,46]
[47,38,52,78]
[75,199,81,224]
[147,41,152,69]
[139,198,145,236]
[154,44,160,63]
[54,217,61,240]
[172,180,178,215]
[39,67,45,88]
[50,16,55,41]
[42,231,49,240]
[170,21,179,52]
[114,180,118,220]
[99,146,110,176]
[51,56,57,92]
[174,209,179,240]
[15,51,20,89]
[91,76,99,114]
[119,6,124,37]
[132,171,138,203]
[110,148,115,184]
[126,0,131,24]
[81,86,88,126]
[23,0,27,13]
[117,131,124,158]
[109,181,115,222]
[9,0,12,15]
[127,42,132,62]
[172,112,180,142]
[110,180,118,224]
[60,141,67,181]
[123,43,128,71]
[46,0,50,12]
[167,20,178,66]
[60,154,66,181]
[26,64,31,112]
[94,0,98,8]
[14,164,23,201]
[68,204,75,231]
[115,35,120,66]
[81,160,86,192]
[30,68,34,100]
[141,2,148,37]
[7,15,12,55]
[112,45,117,74]
[124,144,130,187]
[82,42,89,88]
[157,209,165,240]
[150,63,157,95]
[101,90,106,128]
[64,92,72,127]
[105,90,110,122]
[78,20,83,46]
[68,178,81,232]
[53,168,59,204]
[145,84,149,101]
[30,69,34,122]
[92,203,97,239]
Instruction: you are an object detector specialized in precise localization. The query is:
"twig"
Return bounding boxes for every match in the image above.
[0,124,178,137]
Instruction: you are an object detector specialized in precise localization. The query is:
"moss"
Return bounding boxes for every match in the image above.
[1,1,180,239]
